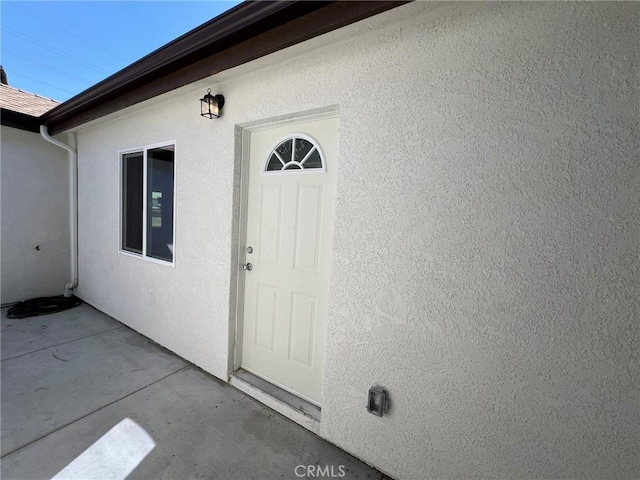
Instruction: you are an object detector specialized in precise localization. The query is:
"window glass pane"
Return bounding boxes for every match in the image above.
[147,146,174,262]
[266,153,282,171]
[122,152,143,253]
[275,139,292,163]
[294,138,314,163]
[264,137,324,172]
[302,149,322,169]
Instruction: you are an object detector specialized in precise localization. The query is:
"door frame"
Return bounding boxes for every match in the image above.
[231,108,340,375]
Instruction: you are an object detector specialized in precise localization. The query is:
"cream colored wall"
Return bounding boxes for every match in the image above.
[1,126,70,304]
[73,2,639,478]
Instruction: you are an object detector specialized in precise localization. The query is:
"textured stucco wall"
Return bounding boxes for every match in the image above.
[1,126,70,304]
[73,2,639,478]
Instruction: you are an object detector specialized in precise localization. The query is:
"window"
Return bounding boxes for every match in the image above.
[121,143,175,263]
[264,135,325,172]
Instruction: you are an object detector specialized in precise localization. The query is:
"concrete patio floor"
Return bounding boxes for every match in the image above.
[1,302,383,480]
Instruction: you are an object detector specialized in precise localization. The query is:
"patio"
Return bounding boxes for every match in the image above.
[1,302,383,480]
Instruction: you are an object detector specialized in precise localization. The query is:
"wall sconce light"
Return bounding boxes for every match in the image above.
[200,88,225,118]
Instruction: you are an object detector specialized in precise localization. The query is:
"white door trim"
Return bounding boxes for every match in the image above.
[232,109,339,384]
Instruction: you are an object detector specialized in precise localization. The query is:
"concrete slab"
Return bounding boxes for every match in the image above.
[1,303,122,360]
[2,367,380,480]
[1,326,188,456]
[1,305,383,480]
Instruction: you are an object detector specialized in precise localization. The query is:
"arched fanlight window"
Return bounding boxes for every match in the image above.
[264,134,325,173]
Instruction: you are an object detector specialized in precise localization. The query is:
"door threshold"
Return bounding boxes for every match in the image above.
[230,369,321,430]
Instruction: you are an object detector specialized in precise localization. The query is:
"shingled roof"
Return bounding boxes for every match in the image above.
[0,83,59,117]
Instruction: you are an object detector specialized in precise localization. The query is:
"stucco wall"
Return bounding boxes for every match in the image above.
[73,2,639,479]
[1,126,70,304]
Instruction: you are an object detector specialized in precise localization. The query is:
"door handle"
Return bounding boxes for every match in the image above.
[242,263,253,271]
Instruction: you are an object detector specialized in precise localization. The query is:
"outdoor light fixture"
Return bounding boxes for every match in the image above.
[200,89,225,118]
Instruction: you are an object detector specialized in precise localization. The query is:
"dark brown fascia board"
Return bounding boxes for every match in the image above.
[1,108,41,133]
[43,1,325,121]
[44,1,409,135]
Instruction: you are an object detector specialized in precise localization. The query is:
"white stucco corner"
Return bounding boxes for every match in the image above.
[1,126,70,304]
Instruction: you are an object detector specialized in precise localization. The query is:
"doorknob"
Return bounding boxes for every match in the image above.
[242,263,253,271]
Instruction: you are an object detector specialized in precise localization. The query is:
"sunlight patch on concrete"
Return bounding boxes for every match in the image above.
[52,418,155,480]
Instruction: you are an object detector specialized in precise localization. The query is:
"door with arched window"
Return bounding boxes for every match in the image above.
[240,116,339,405]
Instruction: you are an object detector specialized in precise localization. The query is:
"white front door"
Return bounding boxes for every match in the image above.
[241,116,338,405]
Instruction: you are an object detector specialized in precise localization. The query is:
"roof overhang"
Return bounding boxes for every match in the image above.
[1,109,41,133]
[41,1,409,135]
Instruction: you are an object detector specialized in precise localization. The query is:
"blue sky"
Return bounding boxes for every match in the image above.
[1,1,241,102]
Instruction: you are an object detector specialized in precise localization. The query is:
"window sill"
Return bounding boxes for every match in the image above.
[118,249,175,267]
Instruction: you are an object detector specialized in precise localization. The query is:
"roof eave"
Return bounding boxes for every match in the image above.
[1,109,42,133]
[42,1,409,135]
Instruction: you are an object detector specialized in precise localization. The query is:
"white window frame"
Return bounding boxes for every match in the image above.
[262,132,327,175]
[118,140,177,267]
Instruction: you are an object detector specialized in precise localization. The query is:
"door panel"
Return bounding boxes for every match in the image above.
[255,283,278,351]
[241,116,338,405]
[258,185,283,265]
[289,292,316,366]
[294,184,323,272]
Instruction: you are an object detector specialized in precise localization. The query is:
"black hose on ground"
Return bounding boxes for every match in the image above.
[7,295,82,319]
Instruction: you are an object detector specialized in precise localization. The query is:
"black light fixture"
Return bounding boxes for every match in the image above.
[200,88,225,118]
